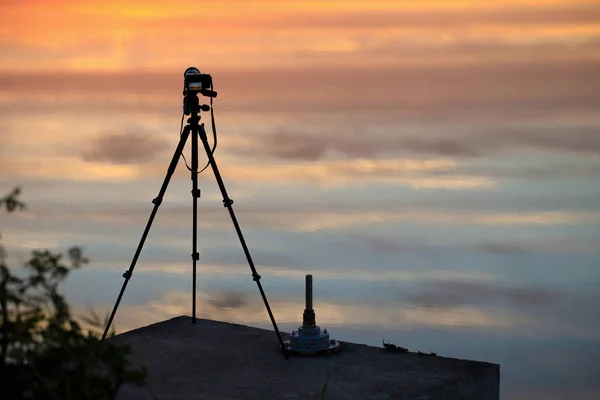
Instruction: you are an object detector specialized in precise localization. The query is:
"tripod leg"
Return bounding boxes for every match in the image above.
[197,124,289,359]
[102,126,192,340]
[191,124,200,324]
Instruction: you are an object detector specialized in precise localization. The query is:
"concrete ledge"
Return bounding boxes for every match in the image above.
[115,316,499,400]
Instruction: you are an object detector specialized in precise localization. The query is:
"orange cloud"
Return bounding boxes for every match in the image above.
[0,156,140,182]
[0,149,492,190]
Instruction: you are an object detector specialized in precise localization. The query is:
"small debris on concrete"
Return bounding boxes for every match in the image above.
[382,340,409,353]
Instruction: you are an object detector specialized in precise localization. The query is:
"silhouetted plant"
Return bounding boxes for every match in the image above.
[1,188,148,399]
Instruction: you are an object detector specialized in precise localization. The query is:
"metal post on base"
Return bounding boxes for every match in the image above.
[285,274,340,356]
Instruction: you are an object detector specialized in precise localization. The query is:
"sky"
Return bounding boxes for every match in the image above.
[1,0,600,398]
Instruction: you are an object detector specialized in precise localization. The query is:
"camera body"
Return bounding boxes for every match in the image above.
[184,67,213,92]
[183,67,217,115]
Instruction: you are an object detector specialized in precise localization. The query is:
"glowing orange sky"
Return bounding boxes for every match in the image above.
[1,0,599,191]
[1,0,598,71]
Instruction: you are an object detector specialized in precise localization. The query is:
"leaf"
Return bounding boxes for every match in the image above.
[0,187,26,213]
[68,247,89,269]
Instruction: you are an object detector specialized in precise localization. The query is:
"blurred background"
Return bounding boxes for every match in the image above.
[1,1,599,398]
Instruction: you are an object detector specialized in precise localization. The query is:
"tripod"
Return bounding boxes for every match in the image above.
[101,85,289,360]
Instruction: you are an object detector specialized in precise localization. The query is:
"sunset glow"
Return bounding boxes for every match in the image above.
[2,1,600,399]
[2,0,599,71]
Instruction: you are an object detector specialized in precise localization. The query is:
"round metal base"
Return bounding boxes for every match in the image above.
[284,339,341,356]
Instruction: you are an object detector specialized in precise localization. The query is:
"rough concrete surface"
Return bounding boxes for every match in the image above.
[115,316,499,400]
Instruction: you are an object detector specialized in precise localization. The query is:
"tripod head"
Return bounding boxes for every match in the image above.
[183,93,211,116]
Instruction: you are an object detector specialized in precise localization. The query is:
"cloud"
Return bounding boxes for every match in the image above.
[9,197,600,237]
[435,159,600,180]
[346,235,533,255]
[199,247,302,269]
[2,54,599,117]
[401,305,527,329]
[344,232,600,256]
[82,130,169,164]
[106,289,526,335]
[206,291,248,310]
[473,243,532,255]
[226,122,600,161]
[217,158,494,189]
[404,280,559,310]
[2,0,599,72]
[400,280,600,339]
[471,125,600,157]
[2,151,494,190]
[2,57,600,162]
[0,156,140,181]
[228,128,477,160]
[267,5,600,30]
[231,129,328,161]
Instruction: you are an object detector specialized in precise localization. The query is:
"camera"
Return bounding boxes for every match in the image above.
[184,67,217,98]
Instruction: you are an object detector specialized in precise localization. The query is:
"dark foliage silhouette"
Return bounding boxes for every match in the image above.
[0,188,148,399]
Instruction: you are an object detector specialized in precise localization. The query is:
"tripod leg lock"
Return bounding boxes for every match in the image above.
[252,273,261,281]
[223,198,234,207]
[192,252,200,261]
[191,189,201,198]
[122,270,132,279]
[152,197,162,205]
